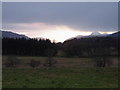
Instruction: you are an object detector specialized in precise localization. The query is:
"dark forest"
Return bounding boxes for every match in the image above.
[2,36,119,57]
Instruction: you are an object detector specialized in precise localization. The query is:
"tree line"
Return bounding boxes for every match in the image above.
[2,38,57,56]
[63,36,119,57]
[2,36,119,57]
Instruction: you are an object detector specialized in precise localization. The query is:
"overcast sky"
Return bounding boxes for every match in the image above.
[2,2,118,42]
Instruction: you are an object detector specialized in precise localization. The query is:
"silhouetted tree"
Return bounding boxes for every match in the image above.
[43,48,57,68]
[2,38,58,56]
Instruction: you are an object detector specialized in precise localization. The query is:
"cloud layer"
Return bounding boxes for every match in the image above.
[2,2,118,32]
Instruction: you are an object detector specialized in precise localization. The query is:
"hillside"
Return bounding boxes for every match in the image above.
[108,31,120,37]
[2,31,29,39]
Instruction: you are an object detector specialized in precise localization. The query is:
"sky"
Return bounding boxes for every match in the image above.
[2,2,118,42]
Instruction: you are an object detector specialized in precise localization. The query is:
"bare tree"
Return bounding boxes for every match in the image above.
[43,57,57,68]
[5,56,19,67]
[43,48,57,68]
[91,46,112,67]
[29,59,40,68]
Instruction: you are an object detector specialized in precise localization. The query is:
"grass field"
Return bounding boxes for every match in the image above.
[2,56,118,88]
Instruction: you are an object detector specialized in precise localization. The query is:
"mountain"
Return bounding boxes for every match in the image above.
[75,32,108,39]
[75,35,84,39]
[108,31,120,37]
[66,31,110,41]
[90,31,101,36]
[2,31,29,39]
[66,31,120,41]
[90,32,108,37]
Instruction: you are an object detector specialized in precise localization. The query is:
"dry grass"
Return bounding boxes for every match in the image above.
[2,55,118,68]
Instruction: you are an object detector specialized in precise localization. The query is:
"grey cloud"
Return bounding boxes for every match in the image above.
[2,2,118,32]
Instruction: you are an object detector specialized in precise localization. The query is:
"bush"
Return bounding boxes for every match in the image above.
[5,56,19,67]
[94,57,106,67]
[94,57,112,67]
[29,60,40,68]
[43,57,57,68]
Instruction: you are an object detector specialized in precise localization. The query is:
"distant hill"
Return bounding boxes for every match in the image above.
[2,31,29,39]
[77,32,109,39]
[66,31,120,42]
[108,31,120,37]
[90,32,101,36]
[89,32,108,37]
[67,31,109,40]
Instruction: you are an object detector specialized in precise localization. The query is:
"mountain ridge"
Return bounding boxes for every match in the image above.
[108,31,120,37]
[66,31,119,41]
[1,30,120,42]
[68,31,109,40]
[2,31,29,39]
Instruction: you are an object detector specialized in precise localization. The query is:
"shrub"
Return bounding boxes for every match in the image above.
[94,57,106,67]
[94,57,112,67]
[5,56,19,67]
[29,60,40,68]
[43,57,57,68]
